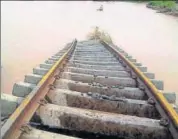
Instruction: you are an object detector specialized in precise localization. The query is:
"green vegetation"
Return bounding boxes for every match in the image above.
[87,27,113,44]
[146,1,178,16]
[148,1,176,9]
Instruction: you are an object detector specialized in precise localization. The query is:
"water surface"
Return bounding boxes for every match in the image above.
[1,2,178,102]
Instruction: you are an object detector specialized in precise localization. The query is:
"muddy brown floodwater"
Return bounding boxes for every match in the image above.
[1,1,178,102]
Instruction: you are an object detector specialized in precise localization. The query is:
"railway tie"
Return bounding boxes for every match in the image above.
[1,39,178,139]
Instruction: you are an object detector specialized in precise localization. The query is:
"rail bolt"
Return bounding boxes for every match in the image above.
[98,84,103,87]
[159,118,169,127]
[110,95,116,101]
[126,69,131,73]
[132,75,137,80]
[48,84,56,90]
[101,95,109,99]
[38,99,48,106]
[20,124,32,134]
[87,92,92,96]
[118,85,124,89]
[123,64,127,68]
[147,97,156,105]
[54,75,61,79]
[59,68,64,72]
[93,75,97,78]
[139,85,145,91]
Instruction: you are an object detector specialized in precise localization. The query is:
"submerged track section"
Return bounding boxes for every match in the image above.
[1,39,178,139]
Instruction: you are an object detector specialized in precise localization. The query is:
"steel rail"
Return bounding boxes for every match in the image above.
[101,40,178,139]
[1,39,77,139]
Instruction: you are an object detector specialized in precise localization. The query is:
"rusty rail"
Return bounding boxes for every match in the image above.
[1,39,77,139]
[101,40,178,139]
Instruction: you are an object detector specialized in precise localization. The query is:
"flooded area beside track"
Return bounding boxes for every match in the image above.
[1,1,178,102]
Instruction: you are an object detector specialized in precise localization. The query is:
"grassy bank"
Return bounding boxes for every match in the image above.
[147,1,178,16]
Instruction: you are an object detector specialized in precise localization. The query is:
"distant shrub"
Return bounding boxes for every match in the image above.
[87,27,113,44]
[148,1,176,9]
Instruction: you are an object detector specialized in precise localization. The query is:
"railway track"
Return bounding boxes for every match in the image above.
[1,39,178,139]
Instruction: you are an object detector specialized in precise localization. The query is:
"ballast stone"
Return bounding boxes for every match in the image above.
[12,82,36,97]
